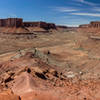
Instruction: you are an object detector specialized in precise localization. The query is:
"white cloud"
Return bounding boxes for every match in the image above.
[8,13,17,18]
[67,24,79,27]
[54,7,78,12]
[71,12,100,17]
[57,23,79,27]
[93,7,100,12]
[76,0,96,6]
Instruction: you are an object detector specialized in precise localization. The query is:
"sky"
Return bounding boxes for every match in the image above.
[0,0,100,26]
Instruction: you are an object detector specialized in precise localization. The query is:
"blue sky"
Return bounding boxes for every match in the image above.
[0,0,100,26]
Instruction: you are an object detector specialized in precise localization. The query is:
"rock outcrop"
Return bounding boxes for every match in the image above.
[11,72,38,95]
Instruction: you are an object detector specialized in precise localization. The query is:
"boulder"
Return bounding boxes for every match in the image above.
[48,68,58,77]
[12,72,38,95]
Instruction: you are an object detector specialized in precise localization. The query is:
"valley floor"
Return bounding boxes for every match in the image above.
[0,29,100,100]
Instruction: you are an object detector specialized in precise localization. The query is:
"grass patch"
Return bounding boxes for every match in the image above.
[74,47,85,51]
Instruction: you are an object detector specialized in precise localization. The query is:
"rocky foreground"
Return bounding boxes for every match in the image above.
[0,48,100,100]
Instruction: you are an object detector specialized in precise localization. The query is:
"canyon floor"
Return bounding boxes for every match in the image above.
[0,28,100,100]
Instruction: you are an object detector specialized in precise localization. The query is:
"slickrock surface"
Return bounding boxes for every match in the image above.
[11,72,38,95]
[21,91,61,100]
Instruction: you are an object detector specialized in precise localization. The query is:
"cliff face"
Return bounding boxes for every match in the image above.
[23,22,56,30]
[78,21,100,35]
[56,25,67,29]
[0,18,57,33]
[0,18,23,27]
